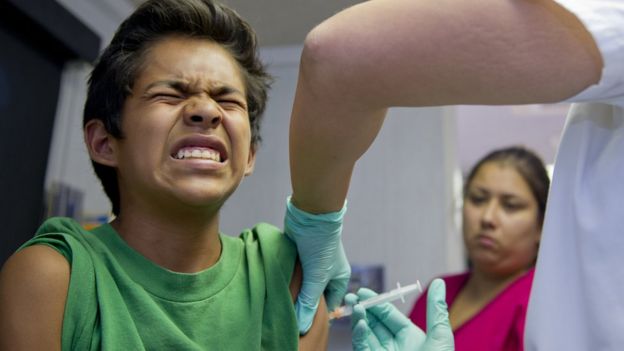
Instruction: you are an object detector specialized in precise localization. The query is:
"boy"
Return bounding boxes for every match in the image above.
[0,0,327,349]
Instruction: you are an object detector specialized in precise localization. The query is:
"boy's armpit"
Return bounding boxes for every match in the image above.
[0,245,69,351]
[290,261,329,350]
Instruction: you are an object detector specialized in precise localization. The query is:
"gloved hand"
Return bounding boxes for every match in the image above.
[347,279,454,351]
[284,196,351,334]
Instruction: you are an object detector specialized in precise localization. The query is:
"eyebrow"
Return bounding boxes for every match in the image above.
[500,194,527,202]
[470,186,525,200]
[143,79,245,97]
[144,80,188,93]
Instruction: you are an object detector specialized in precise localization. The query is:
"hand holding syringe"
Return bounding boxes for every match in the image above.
[329,281,422,320]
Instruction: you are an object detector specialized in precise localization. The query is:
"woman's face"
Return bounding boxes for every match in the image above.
[462,162,541,277]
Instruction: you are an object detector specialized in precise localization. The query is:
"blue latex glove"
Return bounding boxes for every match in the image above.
[347,279,454,351]
[284,196,351,334]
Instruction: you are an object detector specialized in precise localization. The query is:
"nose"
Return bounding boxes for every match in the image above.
[480,200,498,229]
[183,96,223,128]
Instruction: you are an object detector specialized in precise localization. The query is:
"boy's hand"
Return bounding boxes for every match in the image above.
[284,197,350,334]
[347,279,454,351]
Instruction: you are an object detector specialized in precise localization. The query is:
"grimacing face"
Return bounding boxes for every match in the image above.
[87,36,256,217]
[462,162,541,278]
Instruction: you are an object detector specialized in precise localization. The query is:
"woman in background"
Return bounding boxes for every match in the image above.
[410,146,550,351]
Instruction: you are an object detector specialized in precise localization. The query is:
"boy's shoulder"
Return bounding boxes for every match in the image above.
[34,216,89,237]
[17,217,94,263]
[235,222,295,253]
[232,222,298,281]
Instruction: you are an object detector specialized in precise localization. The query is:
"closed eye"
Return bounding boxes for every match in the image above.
[501,202,526,212]
[143,80,189,103]
[467,193,488,205]
[216,97,247,111]
[151,92,185,104]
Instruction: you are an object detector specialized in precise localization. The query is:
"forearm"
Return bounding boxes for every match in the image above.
[289,63,386,213]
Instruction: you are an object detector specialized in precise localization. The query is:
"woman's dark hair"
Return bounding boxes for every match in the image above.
[464,146,551,226]
[83,0,271,215]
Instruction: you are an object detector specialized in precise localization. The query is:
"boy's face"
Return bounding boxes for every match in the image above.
[110,36,256,213]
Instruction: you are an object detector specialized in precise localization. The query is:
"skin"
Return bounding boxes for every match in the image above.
[449,162,541,330]
[0,245,69,351]
[0,36,327,350]
[289,0,602,213]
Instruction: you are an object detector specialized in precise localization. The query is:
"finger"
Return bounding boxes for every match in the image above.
[333,240,351,277]
[352,311,384,351]
[345,293,359,308]
[351,303,368,329]
[326,241,351,309]
[356,289,414,336]
[355,287,379,300]
[351,319,373,351]
[325,277,350,311]
[425,279,453,341]
[355,289,410,345]
[367,302,413,336]
[365,312,395,346]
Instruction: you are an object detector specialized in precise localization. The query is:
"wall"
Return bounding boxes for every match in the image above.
[46,0,135,220]
[0,0,99,263]
[55,0,134,49]
[457,104,569,175]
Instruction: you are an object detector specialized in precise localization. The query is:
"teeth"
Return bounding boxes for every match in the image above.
[175,147,221,162]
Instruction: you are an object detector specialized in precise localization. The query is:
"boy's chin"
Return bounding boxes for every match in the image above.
[171,187,235,210]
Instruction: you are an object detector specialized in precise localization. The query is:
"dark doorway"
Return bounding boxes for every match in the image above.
[0,0,99,264]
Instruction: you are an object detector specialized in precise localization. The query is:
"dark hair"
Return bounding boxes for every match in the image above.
[83,0,271,215]
[464,146,551,226]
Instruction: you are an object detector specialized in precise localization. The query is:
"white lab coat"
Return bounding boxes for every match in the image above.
[525,1,624,350]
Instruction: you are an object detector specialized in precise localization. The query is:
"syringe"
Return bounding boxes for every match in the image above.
[329,281,422,320]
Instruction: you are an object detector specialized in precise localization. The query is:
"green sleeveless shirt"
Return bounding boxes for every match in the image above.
[21,217,299,350]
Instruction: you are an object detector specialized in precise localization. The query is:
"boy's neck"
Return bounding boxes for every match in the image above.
[110,207,222,273]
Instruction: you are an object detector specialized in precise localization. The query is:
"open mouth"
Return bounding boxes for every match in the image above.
[170,135,228,163]
[173,147,222,162]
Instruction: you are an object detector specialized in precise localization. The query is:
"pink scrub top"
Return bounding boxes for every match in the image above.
[409,268,535,351]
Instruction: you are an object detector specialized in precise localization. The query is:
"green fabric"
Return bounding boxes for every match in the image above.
[21,217,299,350]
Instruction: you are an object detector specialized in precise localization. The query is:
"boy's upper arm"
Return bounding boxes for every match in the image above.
[289,261,329,350]
[0,245,69,351]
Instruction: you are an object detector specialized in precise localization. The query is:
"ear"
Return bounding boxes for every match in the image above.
[84,119,118,167]
[243,144,257,176]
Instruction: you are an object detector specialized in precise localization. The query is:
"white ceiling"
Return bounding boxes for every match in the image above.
[128,0,364,47]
